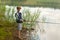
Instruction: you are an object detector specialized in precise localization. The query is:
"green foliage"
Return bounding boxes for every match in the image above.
[0,5,5,17]
[0,6,16,40]
[0,27,13,40]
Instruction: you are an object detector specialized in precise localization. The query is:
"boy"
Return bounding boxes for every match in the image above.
[15,6,23,39]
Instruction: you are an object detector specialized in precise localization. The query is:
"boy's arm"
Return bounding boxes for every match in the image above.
[15,13,17,17]
[20,19,26,22]
[20,13,26,22]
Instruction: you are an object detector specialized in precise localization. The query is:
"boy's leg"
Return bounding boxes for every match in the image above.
[18,30,21,38]
[18,23,22,38]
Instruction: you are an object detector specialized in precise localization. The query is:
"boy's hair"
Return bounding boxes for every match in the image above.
[17,6,21,9]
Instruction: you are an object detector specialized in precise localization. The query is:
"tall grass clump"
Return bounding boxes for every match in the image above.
[22,9,40,29]
[0,5,13,40]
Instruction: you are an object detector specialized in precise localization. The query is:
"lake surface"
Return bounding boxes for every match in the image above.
[5,5,60,40]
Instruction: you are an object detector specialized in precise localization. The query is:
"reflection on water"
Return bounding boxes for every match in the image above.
[5,5,60,40]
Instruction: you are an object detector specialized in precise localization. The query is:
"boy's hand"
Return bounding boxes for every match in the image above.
[20,19,26,22]
[20,19,28,22]
[23,19,26,22]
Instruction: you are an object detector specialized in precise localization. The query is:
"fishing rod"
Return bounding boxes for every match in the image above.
[23,21,60,24]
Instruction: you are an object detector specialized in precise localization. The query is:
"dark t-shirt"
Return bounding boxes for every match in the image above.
[15,12,23,23]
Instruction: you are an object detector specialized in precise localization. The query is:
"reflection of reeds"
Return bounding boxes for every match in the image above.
[5,7,15,23]
[9,7,15,22]
[5,7,11,22]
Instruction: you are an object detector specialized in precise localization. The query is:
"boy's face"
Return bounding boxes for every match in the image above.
[17,8,21,12]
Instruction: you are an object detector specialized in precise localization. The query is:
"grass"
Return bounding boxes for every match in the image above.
[0,5,15,40]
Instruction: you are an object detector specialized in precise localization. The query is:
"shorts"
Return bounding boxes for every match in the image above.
[17,23,22,30]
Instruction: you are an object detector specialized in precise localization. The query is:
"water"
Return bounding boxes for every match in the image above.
[5,5,60,40]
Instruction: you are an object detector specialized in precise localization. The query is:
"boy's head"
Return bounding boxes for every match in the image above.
[17,6,21,12]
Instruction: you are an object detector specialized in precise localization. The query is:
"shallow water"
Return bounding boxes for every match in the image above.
[5,5,60,40]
